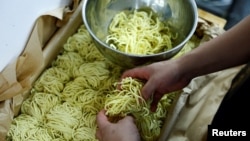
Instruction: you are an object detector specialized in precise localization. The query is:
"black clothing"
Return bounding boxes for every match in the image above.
[207,63,250,140]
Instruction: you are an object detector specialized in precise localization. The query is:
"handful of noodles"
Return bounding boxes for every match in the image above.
[104,77,177,141]
[106,10,177,55]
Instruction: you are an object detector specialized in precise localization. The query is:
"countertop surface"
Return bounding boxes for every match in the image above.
[0,0,71,72]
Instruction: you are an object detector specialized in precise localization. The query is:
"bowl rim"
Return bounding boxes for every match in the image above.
[82,0,198,57]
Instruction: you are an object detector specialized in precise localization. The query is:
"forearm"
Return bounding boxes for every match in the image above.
[176,15,250,80]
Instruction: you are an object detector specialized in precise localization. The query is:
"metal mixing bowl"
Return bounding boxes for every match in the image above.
[82,0,198,68]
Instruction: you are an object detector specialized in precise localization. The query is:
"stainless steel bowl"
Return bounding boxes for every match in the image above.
[82,0,198,68]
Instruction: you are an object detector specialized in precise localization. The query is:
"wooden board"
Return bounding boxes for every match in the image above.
[198,8,227,28]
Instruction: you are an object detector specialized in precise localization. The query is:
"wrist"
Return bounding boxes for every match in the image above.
[173,55,196,83]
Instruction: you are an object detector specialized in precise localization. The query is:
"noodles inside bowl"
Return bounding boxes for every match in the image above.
[82,0,198,68]
[106,9,178,55]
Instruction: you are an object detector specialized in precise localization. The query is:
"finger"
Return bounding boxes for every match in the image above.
[141,79,156,100]
[150,92,162,112]
[95,129,101,140]
[96,110,109,129]
[121,67,148,80]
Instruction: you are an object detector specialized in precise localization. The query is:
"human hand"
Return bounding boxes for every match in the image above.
[122,60,191,111]
[96,110,140,141]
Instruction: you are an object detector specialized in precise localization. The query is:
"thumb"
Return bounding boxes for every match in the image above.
[118,115,135,124]
[96,110,110,129]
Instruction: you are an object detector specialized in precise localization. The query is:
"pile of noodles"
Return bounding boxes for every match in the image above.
[6,24,179,141]
[106,10,178,55]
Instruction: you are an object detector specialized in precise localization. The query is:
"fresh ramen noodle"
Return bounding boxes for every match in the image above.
[106,10,178,55]
[104,77,178,141]
[6,25,178,141]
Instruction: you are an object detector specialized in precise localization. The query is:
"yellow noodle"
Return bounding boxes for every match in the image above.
[73,61,110,78]
[33,67,69,95]
[61,81,85,100]
[6,114,52,141]
[52,52,84,77]
[137,115,162,141]
[21,92,60,122]
[72,61,111,89]
[63,26,93,53]
[20,97,44,121]
[73,126,97,141]
[104,77,148,117]
[74,113,98,140]
[79,113,97,128]
[72,89,104,107]
[106,10,177,55]
[64,25,105,62]
[104,77,177,141]
[8,24,178,141]
[45,102,82,140]
[63,86,105,111]
[79,43,105,62]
